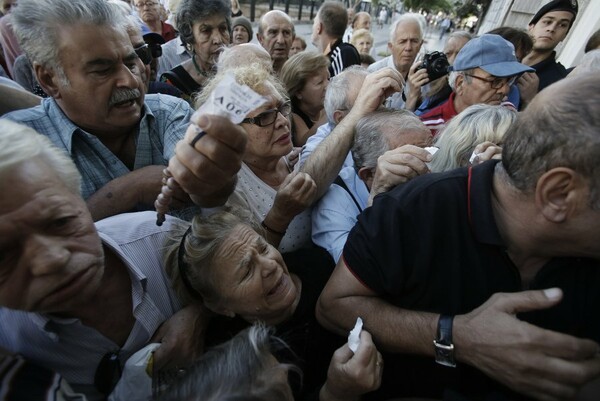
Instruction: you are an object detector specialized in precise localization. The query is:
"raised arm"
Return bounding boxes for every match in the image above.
[301,68,404,201]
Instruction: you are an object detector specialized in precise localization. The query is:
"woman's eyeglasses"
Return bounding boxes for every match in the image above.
[242,102,292,127]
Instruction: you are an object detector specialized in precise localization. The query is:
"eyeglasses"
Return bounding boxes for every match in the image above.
[94,351,122,396]
[463,73,517,89]
[242,102,292,127]
[134,44,152,65]
[135,1,157,8]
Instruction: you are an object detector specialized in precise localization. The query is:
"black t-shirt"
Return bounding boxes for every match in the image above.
[343,160,600,399]
[328,39,361,77]
[530,51,569,92]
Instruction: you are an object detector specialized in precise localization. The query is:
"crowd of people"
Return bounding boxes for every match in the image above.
[0,0,599,400]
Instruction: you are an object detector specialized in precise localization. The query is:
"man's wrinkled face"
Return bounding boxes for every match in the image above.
[457,68,513,107]
[258,14,294,63]
[0,160,104,314]
[48,23,146,136]
[388,20,423,73]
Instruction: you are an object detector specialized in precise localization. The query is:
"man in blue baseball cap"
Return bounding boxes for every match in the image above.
[420,34,533,135]
[523,0,578,91]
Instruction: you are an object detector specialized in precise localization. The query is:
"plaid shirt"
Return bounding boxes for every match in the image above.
[3,94,193,199]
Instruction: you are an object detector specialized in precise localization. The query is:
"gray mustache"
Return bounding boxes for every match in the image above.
[109,88,141,107]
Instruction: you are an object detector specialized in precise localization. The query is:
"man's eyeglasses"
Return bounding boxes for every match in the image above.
[242,102,292,127]
[94,351,122,396]
[463,73,517,89]
[135,44,152,65]
[135,1,157,8]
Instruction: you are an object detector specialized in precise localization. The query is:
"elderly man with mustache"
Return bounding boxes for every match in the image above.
[2,0,200,221]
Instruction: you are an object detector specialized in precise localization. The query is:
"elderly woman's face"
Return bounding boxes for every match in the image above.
[242,90,293,161]
[297,67,329,110]
[192,14,231,68]
[208,224,300,325]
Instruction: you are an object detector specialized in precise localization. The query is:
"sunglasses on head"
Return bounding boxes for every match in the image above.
[134,44,152,65]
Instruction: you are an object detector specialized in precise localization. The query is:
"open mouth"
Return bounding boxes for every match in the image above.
[113,99,136,107]
[267,275,286,298]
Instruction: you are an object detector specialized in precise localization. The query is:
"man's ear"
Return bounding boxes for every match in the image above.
[256,33,263,45]
[333,109,345,124]
[357,166,374,185]
[454,73,466,95]
[387,42,392,52]
[527,23,535,33]
[34,62,62,99]
[535,167,581,223]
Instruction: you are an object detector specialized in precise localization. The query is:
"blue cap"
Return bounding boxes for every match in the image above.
[450,34,534,77]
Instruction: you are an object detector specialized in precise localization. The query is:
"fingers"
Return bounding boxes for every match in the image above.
[189,114,247,154]
[489,288,563,314]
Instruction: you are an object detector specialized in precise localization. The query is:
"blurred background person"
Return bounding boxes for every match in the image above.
[281,51,330,146]
[289,36,306,56]
[160,0,230,98]
[350,28,374,56]
[134,0,176,42]
[232,15,253,45]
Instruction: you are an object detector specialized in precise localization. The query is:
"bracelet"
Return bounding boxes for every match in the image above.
[261,221,286,236]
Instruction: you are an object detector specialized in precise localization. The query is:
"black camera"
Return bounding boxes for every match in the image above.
[416,51,450,81]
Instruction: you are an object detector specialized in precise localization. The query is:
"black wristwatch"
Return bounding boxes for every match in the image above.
[433,314,456,367]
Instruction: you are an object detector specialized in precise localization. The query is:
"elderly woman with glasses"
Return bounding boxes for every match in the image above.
[160,0,231,98]
[164,209,383,400]
[197,65,316,253]
[133,0,177,42]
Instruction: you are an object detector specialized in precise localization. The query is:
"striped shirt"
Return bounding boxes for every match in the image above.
[0,212,184,401]
[419,91,458,137]
[2,95,194,200]
[327,40,360,78]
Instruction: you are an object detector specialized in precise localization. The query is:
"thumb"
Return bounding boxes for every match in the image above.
[500,288,563,314]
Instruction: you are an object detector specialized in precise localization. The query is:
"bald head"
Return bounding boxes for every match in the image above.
[257,10,295,69]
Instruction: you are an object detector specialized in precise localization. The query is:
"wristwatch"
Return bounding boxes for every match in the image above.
[433,314,456,367]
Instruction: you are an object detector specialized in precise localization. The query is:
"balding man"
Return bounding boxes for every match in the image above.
[257,10,295,74]
[368,14,426,110]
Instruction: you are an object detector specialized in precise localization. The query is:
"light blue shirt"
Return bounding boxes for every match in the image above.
[0,212,183,401]
[312,166,369,263]
[299,121,354,170]
[3,94,194,200]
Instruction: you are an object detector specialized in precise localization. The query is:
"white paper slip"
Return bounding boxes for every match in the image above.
[348,317,363,353]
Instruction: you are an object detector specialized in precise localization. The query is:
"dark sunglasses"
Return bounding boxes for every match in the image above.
[147,42,162,58]
[134,44,152,65]
[94,351,122,395]
[242,102,292,127]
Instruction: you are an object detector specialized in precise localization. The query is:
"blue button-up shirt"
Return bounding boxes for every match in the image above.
[3,94,194,200]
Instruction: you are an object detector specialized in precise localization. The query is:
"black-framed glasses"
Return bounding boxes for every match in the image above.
[94,351,122,395]
[463,73,517,89]
[242,102,292,127]
[135,1,157,8]
[134,44,152,65]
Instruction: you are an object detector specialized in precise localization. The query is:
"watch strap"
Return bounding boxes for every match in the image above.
[433,314,456,368]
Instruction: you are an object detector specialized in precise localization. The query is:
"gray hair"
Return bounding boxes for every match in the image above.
[324,65,368,124]
[11,0,125,83]
[448,69,474,90]
[352,109,427,171]
[217,43,273,73]
[389,13,424,43]
[502,73,600,209]
[159,323,297,401]
[447,30,473,43]
[570,50,600,77]
[430,104,517,172]
[164,207,263,305]
[176,0,231,48]
[0,120,81,195]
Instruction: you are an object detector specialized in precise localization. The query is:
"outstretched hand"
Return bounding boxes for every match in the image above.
[320,330,383,401]
[455,288,600,401]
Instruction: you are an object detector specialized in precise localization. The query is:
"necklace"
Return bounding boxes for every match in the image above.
[192,55,211,78]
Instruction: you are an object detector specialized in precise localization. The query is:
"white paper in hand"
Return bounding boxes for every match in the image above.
[348,317,363,353]
[196,72,267,124]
